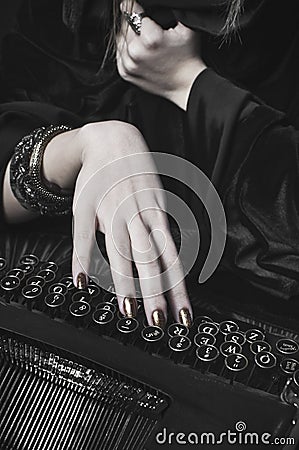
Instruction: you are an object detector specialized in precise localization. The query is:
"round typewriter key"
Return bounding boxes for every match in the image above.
[86,284,100,297]
[142,326,164,342]
[167,323,189,338]
[37,269,56,283]
[19,254,39,266]
[22,284,42,299]
[0,258,6,271]
[276,339,299,355]
[7,268,25,281]
[225,353,248,372]
[245,329,265,344]
[69,301,91,317]
[96,302,116,313]
[169,336,191,352]
[18,263,34,276]
[45,292,65,308]
[255,351,277,369]
[103,292,118,303]
[117,317,139,334]
[219,321,239,335]
[280,359,299,375]
[250,340,271,355]
[72,290,91,303]
[196,344,219,362]
[48,283,67,295]
[198,322,219,336]
[92,308,114,325]
[220,341,242,357]
[27,275,46,288]
[60,276,75,290]
[195,316,213,326]
[0,275,20,291]
[194,332,216,347]
[225,332,246,346]
[40,261,58,272]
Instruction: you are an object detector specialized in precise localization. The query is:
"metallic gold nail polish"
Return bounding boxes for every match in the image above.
[179,308,192,328]
[123,296,138,318]
[77,273,87,290]
[152,310,166,329]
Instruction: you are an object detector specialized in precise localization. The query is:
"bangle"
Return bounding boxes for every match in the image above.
[10,125,73,216]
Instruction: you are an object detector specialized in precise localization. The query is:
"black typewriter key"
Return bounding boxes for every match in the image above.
[117,317,139,334]
[220,341,242,357]
[27,275,46,288]
[169,336,192,364]
[219,321,239,335]
[275,338,299,355]
[92,308,114,325]
[225,353,249,372]
[280,358,299,375]
[245,329,265,344]
[7,268,25,281]
[103,292,118,304]
[69,301,91,319]
[255,351,277,370]
[72,290,91,303]
[96,302,116,313]
[40,261,58,272]
[142,326,164,342]
[141,326,165,355]
[37,269,56,283]
[250,340,271,355]
[1,275,20,291]
[86,284,100,297]
[22,284,42,310]
[198,322,219,336]
[19,254,39,266]
[18,263,34,276]
[48,283,67,295]
[195,345,219,372]
[60,276,75,291]
[225,332,246,346]
[0,258,7,271]
[167,323,189,338]
[194,332,216,347]
[45,292,65,308]
[250,351,278,392]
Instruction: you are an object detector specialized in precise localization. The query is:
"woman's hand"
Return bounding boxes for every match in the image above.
[116,2,207,110]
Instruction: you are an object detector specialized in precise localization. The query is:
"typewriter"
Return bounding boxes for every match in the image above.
[0,231,299,450]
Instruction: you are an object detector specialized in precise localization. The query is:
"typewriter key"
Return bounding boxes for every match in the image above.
[72,290,91,303]
[196,345,219,372]
[39,261,58,272]
[19,254,39,266]
[18,263,34,276]
[169,336,191,352]
[86,284,100,297]
[0,258,7,271]
[225,332,246,346]
[7,268,25,281]
[275,338,299,355]
[92,308,114,325]
[45,292,65,308]
[22,284,42,300]
[250,341,271,355]
[0,275,20,291]
[60,276,75,290]
[280,358,299,375]
[117,317,139,334]
[167,323,189,338]
[69,301,91,317]
[225,353,249,372]
[220,341,242,357]
[198,322,219,335]
[27,275,46,288]
[142,326,164,342]
[96,302,116,313]
[37,269,56,283]
[48,283,67,295]
[194,332,216,347]
[245,329,265,344]
[255,351,277,370]
[219,321,239,335]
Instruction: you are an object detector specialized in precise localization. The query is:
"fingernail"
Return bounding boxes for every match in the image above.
[123,296,138,318]
[179,308,192,328]
[152,310,166,329]
[76,273,87,290]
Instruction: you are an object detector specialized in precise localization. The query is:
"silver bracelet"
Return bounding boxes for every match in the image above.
[10,125,73,216]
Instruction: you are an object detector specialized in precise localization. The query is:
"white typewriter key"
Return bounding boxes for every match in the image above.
[92,309,114,325]
[37,269,56,283]
[275,338,299,355]
[117,317,139,334]
[72,290,91,303]
[27,275,46,288]
[142,326,164,342]
[96,302,116,314]
[45,292,65,308]
[48,283,67,295]
[196,344,219,362]
[250,340,271,355]
[0,275,20,291]
[69,301,91,317]
[254,351,277,370]
[167,323,189,338]
[198,322,219,336]
[280,358,299,375]
[220,341,242,357]
[194,332,216,348]
[225,353,249,372]
[169,336,191,352]
[245,329,265,343]
[19,254,39,266]
[225,331,246,346]
[7,268,25,281]
[0,258,7,271]
[219,320,239,335]
[22,284,42,299]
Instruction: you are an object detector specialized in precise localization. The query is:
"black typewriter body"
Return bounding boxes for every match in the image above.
[0,231,298,450]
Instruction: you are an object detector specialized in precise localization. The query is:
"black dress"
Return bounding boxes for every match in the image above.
[0,0,298,301]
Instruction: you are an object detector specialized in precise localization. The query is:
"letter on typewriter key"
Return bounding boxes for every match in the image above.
[86,284,100,298]
[19,254,39,266]
[225,332,246,346]
[0,258,7,271]
[194,332,216,347]
[245,329,265,343]
[255,351,277,370]
[220,341,242,357]
[198,322,219,335]
[250,341,271,355]
[280,358,299,375]
[48,283,67,295]
[117,317,139,334]
[167,323,189,338]
[219,321,239,335]
[275,338,299,355]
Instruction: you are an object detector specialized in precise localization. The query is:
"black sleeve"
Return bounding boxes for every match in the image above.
[186,68,299,300]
